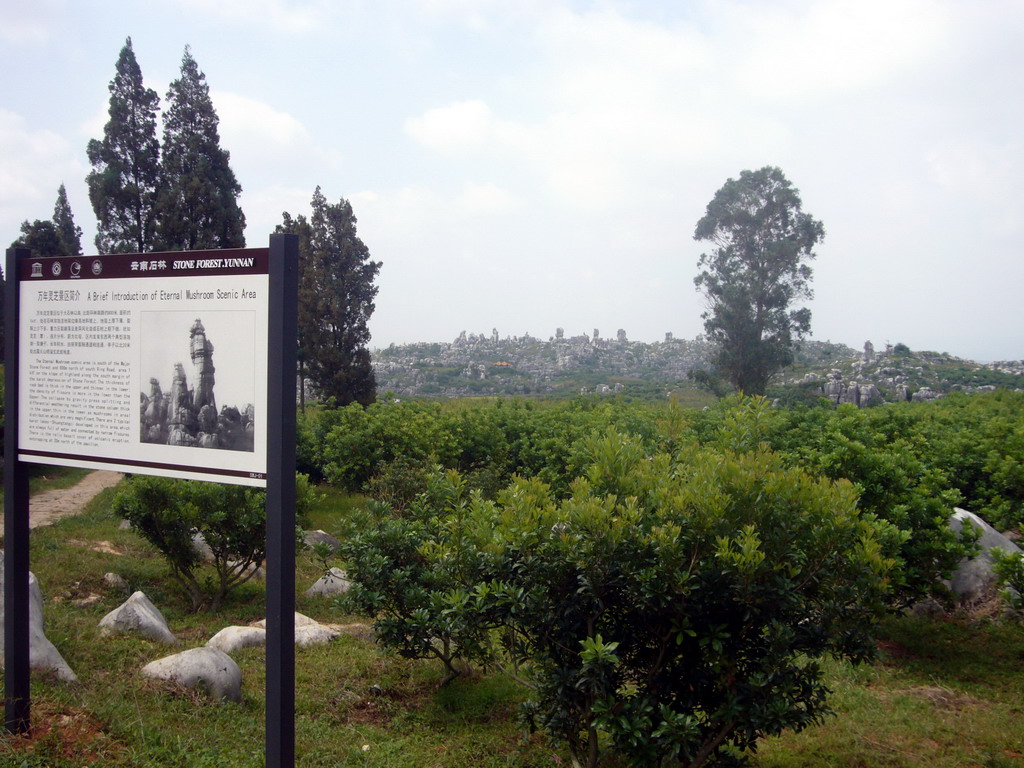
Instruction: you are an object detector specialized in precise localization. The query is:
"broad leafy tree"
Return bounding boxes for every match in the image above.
[52,184,83,256]
[693,166,824,394]
[158,47,245,250]
[278,187,380,407]
[86,37,161,254]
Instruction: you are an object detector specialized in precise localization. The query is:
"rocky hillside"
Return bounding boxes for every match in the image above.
[372,328,711,397]
[780,342,1024,406]
[372,330,1022,401]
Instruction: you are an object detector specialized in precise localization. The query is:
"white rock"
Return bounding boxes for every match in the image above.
[305,567,352,598]
[207,626,266,654]
[250,612,340,647]
[99,591,177,644]
[303,530,341,553]
[948,508,1023,603]
[103,572,130,594]
[295,623,340,647]
[191,532,215,563]
[0,553,77,682]
[252,612,319,629]
[141,647,242,703]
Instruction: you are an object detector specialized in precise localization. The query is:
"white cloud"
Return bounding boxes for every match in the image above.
[456,181,522,216]
[405,100,498,152]
[211,91,343,239]
[723,0,949,101]
[214,91,315,149]
[237,184,312,244]
[171,0,333,33]
[401,6,773,209]
[927,139,1023,235]
[0,0,58,44]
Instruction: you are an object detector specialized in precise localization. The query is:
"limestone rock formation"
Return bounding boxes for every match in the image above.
[374,328,714,397]
[140,318,254,451]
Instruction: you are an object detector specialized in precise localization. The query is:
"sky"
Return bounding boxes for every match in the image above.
[3,0,1023,363]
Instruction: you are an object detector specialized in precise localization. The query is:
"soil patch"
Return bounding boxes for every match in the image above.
[0,470,123,529]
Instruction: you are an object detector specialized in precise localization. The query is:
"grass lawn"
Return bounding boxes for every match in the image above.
[1,480,1023,767]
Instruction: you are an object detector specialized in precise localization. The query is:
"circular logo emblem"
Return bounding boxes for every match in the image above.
[91,260,103,276]
[70,261,82,277]
[51,261,62,276]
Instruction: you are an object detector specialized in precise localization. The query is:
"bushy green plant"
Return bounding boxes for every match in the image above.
[337,471,494,686]
[342,429,894,766]
[711,397,966,605]
[112,474,317,610]
[991,547,1024,610]
[464,431,894,768]
[909,391,1024,530]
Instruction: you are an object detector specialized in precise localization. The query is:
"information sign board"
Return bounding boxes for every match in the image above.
[17,249,269,486]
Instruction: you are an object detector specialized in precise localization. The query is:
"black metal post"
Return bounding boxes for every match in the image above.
[265,234,298,766]
[4,248,31,733]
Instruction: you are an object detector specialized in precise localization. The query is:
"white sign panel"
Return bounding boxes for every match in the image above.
[18,249,270,487]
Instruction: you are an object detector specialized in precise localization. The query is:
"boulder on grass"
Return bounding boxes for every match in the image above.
[305,567,352,598]
[141,647,241,703]
[252,611,320,629]
[303,530,341,554]
[251,612,340,647]
[103,572,130,595]
[99,591,177,644]
[191,532,215,563]
[0,553,77,682]
[948,508,1023,604]
[295,623,340,647]
[207,626,266,654]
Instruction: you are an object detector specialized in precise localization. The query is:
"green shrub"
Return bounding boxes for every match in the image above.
[713,397,966,605]
[337,471,494,686]
[344,430,895,767]
[112,474,317,610]
[991,548,1024,610]
[465,431,894,768]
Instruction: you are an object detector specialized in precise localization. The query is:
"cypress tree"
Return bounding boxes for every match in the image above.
[158,46,245,250]
[86,37,161,254]
[11,220,67,258]
[278,187,380,407]
[52,183,83,256]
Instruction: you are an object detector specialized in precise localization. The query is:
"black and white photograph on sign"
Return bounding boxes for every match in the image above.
[139,311,257,452]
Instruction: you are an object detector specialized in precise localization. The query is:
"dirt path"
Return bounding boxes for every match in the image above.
[0,470,124,529]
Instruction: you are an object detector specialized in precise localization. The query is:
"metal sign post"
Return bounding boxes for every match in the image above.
[265,233,298,766]
[5,247,31,733]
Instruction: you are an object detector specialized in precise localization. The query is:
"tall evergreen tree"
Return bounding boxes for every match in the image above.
[278,187,380,407]
[52,183,83,256]
[158,47,245,250]
[86,37,161,254]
